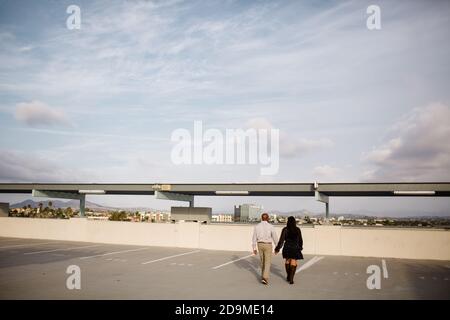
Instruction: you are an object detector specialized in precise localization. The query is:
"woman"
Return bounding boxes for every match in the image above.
[275,216,304,284]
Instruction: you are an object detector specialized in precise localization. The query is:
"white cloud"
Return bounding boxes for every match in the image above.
[280,137,333,158]
[313,165,341,180]
[245,117,273,130]
[14,101,71,127]
[0,149,95,182]
[363,103,450,181]
[245,117,333,158]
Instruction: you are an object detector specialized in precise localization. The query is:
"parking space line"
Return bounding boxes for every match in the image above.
[24,244,102,255]
[0,239,25,243]
[212,254,255,270]
[141,250,200,265]
[296,256,324,273]
[382,259,389,278]
[80,247,150,259]
[0,241,57,250]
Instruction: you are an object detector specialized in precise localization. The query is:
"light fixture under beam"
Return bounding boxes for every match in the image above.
[79,190,106,194]
[393,191,435,195]
[215,191,249,195]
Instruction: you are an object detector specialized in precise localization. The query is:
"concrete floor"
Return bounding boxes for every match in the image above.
[0,237,449,300]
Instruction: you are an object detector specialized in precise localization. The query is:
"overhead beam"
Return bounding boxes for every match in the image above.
[155,191,194,207]
[0,182,447,197]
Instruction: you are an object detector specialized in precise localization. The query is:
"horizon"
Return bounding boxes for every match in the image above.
[8,197,450,219]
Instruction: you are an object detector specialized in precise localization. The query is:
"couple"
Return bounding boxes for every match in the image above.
[252,213,303,285]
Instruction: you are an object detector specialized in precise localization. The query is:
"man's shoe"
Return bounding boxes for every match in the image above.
[261,278,268,285]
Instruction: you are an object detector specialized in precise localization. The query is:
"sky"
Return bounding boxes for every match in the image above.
[0,0,449,216]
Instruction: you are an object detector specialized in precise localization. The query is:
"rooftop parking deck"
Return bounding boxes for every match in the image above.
[0,237,449,300]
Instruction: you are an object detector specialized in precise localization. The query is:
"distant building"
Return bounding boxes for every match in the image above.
[234,205,241,222]
[171,207,212,223]
[234,204,263,222]
[212,214,233,223]
[0,202,9,217]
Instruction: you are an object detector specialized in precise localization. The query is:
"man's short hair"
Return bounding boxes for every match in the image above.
[261,213,269,221]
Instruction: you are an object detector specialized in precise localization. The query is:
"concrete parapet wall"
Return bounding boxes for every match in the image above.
[0,217,448,260]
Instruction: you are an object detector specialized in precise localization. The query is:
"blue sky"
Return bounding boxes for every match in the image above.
[0,0,449,215]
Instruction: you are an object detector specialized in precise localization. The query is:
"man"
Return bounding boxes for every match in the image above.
[252,213,278,285]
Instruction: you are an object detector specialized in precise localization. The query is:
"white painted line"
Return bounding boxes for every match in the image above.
[296,256,324,274]
[0,242,57,250]
[0,239,25,243]
[24,244,101,255]
[142,250,200,265]
[381,259,389,278]
[80,247,149,259]
[212,254,254,270]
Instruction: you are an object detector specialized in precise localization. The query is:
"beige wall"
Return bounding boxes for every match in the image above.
[0,217,449,260]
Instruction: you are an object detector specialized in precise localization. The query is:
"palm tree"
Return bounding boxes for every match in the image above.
[64,207,73,218]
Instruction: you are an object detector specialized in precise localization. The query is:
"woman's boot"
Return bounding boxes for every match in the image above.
[285,264,290,281]
[289,265,297,284]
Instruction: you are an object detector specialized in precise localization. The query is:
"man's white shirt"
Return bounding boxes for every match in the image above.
[252,221,278,250]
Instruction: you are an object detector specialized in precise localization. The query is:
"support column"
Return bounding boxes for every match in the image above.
[79,194,86,217]
[315,190,330,222]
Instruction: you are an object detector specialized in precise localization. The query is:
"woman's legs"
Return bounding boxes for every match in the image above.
[285,259,290,281]
[288,259,298,284]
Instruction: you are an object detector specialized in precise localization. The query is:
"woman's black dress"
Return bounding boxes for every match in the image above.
[275,227,304,260]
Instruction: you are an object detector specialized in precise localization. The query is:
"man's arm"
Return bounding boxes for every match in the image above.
[271,226,278,246]
[275,228,285,252]
[252,226,257,253]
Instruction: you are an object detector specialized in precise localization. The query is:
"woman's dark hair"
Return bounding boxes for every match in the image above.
[286,216,299,235]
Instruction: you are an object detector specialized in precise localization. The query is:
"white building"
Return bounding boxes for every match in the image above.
[212,214,234,223]
[235,204,263,222]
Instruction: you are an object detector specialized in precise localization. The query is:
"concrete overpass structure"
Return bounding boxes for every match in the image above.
[1,182,449,217]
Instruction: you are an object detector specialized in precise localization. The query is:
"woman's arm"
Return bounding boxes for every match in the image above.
[298,227,303,251]
[275,228,286,252]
